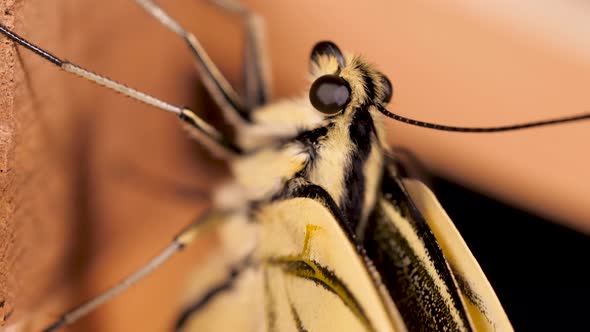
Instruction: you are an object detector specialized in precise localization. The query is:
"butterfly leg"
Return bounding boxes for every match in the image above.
[207,0,272,109]
[40,211,225,332]
[135,0,262,127]
[0,23,242,157]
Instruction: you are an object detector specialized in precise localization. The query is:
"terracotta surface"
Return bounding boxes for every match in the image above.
[0,0,589,331]
[1,0,80,328]
[2,1,226,330]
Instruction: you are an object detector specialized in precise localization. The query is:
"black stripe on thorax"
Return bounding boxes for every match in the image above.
[272,178,355,242]
[357,63,376,102]
[340,107,376,229]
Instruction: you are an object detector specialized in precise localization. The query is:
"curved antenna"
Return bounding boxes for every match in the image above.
[377,105,590,132]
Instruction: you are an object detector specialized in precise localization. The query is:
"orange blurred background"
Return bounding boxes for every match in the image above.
[251,0,590,233]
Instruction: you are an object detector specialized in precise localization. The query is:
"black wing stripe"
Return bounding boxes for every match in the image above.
[174,257,252,331]
[289,301,309,332]
[271,179,388,331]
[269,258,375,332]
[362,161,473,331]
[453,270,492,325]
[263,269,278,332]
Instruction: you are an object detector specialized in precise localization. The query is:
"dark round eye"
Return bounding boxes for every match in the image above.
[381,74,393,104]
[309,75,351,115]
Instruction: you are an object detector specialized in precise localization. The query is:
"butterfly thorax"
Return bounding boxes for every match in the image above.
[217,54,390,237]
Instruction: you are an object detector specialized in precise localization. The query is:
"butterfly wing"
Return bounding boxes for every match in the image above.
[176,165,512,332]
[256,185,406,332]
[176,185,406,332]
[402,178,513,331]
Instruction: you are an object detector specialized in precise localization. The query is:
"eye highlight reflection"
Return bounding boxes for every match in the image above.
[309,74,351,115]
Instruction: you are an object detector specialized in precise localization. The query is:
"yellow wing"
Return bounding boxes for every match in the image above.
[177,191,407,332]
[175,213,263,332]
[403,179,513,332]
[257,196,406,332]
[176,178,511,332]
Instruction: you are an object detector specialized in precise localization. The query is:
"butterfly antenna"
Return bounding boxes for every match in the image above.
[377,105,590,132]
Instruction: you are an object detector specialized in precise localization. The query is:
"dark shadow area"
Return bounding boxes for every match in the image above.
[431,177,590,331]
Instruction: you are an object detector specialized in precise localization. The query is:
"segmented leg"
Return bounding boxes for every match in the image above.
[207,0,272,108]
[41,212,223,332]
[135,0,269,126]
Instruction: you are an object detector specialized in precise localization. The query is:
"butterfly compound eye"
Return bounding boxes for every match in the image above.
[309,75,351,115]
[381,74,393,104]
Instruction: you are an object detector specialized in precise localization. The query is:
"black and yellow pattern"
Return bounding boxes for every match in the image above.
[175,40,512,331]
